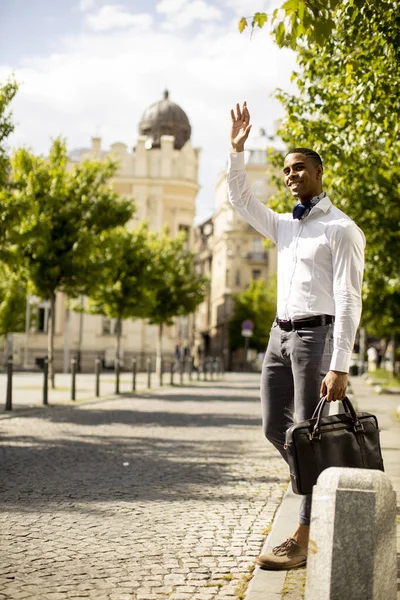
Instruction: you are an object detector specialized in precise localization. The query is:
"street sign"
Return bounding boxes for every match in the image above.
[241,320,254,338]
[241,329,252,337]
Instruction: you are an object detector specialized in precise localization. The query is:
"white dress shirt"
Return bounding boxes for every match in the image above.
[227,151,365,373]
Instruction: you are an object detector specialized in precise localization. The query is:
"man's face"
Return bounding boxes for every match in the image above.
[283,153,323,202]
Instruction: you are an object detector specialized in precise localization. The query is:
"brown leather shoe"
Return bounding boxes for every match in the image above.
[256,538,307,570]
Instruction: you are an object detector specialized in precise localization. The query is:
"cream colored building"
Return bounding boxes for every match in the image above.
[13,91,200,372]
[194,130,279,369]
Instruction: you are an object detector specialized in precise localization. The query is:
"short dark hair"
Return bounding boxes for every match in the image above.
[285,147,323,166]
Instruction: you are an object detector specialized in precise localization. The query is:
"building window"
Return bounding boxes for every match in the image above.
[36,301,51,333]
[252,237,263,252]
[235,270,241,285]
[37,308,47,333]
[252,269,262,281]
[102,318,121,336]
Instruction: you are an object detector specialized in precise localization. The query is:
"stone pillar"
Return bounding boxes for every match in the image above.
[305,467,397,600]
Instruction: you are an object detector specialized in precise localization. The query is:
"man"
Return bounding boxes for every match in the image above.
[228,102,365,570]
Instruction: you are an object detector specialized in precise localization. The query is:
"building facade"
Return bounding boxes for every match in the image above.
[12,91,201,372]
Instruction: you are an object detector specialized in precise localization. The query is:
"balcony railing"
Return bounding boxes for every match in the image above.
[244,251,269,262]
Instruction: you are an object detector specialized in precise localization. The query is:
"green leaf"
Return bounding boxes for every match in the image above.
[238,17,247,33]
[253,12,268,28]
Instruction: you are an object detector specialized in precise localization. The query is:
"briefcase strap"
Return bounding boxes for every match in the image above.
[355,426,367,467]
[311,395,363,439]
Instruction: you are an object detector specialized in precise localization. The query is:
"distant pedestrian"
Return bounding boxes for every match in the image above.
[367,345,379,372]
[228,102,365,570]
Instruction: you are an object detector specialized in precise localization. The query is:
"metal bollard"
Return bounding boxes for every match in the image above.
[5,355,13,411]
[209,357,214,380]
[43,357,49,405]
[203,358,207,381]
[95,357,101,397]
[71,357,77,401]
[188,357,193,381]
[147,358,151,389]
[132,358,137,392]
[180,358,184,385]
[197,360,200,381]
[170,361,174,386]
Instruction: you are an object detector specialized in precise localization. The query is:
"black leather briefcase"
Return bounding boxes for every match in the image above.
[284,396,384,495]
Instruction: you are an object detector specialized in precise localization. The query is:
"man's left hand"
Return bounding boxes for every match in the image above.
[320,370,348,402]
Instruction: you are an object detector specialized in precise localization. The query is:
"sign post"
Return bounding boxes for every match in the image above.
[241,320,254,368]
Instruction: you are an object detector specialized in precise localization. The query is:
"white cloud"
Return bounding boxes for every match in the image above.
[85,5,153,32]
[157,0,223,29]
[2,10,297,223]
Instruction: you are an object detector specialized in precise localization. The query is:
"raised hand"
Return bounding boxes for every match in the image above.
[230,101,252,152]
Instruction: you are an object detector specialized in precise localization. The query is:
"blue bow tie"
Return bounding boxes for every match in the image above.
[293,200,312,220]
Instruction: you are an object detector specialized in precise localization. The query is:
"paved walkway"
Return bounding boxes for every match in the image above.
[0,373,288,600]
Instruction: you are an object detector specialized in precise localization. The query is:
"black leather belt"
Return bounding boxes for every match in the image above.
[276,314,334,332]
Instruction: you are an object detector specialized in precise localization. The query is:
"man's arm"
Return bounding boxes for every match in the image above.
[228,102,279,243]
[320,221,365,401]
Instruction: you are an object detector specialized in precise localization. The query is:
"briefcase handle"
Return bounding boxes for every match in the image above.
[310,395,363,439]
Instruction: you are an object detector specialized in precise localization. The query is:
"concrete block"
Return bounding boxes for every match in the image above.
[305,467,397,600]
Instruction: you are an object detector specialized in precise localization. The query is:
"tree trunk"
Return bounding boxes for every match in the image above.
[48,292,56,389]
[156,323,163,378]
[391,334,397,377]
[359,327,367,375]
[63,306,70,373]
[116,317,122,367]
[77,295,84,373]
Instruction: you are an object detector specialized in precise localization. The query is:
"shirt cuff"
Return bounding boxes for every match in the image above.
[228,151,245,171]
[329,348,351,373]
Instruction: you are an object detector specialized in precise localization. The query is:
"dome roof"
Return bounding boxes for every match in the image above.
[138,90,191,150]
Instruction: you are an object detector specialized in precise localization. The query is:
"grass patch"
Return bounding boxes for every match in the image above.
[235,564,255,600]
[367,369,400,388]
[262,524,272,536]
[282,568,307,598]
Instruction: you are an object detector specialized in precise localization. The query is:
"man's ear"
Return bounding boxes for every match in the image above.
[316,165,323,180]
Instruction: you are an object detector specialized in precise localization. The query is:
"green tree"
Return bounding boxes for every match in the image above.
[228,276,277,354]
[9,138,135,387]
[86,224,156,367]
[241,0,400,369]
[0,264,27,356]
[147,230,208,376]
[0,78,18,189]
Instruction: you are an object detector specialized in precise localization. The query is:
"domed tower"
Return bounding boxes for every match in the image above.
[138,90,191,150]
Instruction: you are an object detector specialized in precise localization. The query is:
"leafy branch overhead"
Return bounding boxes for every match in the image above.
[238,0,383,50]
[241,0,400,338]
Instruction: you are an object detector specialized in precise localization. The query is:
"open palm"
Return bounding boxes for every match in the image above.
[230,102,252,152]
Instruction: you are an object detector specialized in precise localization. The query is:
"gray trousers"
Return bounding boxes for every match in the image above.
[261,321,333,525]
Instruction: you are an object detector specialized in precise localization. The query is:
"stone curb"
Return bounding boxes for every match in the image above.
[245,485,301,600]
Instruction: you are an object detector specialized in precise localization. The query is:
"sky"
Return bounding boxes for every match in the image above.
[0,0,297,224]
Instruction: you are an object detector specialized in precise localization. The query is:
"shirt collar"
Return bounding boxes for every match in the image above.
[312,194,332,213]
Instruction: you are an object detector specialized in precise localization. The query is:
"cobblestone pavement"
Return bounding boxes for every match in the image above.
[0,373,288,600]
